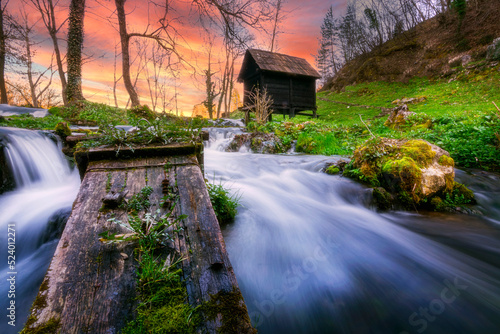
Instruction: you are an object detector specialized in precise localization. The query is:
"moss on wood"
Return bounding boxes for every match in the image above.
[202,288,257,334]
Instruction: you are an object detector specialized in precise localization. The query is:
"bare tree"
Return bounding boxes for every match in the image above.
[27,0,68,105]
[66,0,85,103]
[114,0,184,108]
[9,8,55,108]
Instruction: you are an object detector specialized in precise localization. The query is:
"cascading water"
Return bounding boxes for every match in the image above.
[204,127,500,334]
[0,127,80,333]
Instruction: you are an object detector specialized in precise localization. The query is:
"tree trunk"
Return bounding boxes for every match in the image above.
[66,0,85,104]
[115,0,140,108]
[0,1,8,104]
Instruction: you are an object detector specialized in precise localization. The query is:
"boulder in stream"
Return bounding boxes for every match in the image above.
[344,137,475,211]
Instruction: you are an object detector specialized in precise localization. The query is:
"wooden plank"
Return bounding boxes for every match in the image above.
[176,164,255,333]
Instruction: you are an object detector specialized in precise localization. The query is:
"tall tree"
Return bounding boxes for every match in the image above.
[28,0,68,105]
[0,0,9,103]
[66,0,85,103]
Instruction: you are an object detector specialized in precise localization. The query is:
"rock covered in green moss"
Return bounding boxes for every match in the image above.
[324,159,349,175]
[345,137,473,210]
[325,166,340,175]
[54,121,71,139]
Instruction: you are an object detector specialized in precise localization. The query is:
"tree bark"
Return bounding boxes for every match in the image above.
[115,0,140,108]
[0,0,8,104]
[66,0,85,104]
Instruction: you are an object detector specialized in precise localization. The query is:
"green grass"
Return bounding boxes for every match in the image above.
[312,63,500,126]
[0,113,65,130]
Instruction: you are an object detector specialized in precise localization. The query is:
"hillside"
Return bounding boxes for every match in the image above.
[322,0,500,92]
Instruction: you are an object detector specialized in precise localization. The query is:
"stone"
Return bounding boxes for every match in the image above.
[486,37,500,61]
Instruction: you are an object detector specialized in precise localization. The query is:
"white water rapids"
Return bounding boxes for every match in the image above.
[204,127,500,334]
[0,127,80,333]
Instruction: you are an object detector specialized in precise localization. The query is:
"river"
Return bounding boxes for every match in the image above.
[205,127,500,334]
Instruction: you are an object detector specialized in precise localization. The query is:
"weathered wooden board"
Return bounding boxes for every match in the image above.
[24,150,254,333]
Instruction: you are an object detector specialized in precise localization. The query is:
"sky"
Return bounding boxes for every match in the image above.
[7,0,346,115]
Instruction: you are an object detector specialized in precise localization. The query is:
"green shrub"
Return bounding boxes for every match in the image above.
[207,182,239,225]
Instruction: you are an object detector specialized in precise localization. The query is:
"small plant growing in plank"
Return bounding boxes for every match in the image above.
[99,209,185,247]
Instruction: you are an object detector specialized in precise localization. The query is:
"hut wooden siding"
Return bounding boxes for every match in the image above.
[238,49,320,118]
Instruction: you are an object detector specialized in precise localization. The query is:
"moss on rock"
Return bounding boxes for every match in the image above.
[401,140,436,167]
[54,121,71,139]
[325,166,340,175]
[438,155,455,167]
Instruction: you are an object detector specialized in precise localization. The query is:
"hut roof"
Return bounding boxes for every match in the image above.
[237,49,321,82]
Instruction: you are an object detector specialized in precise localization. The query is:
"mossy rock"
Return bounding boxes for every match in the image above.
[325,166,340,175]
[373,187,394,210]
[452,182,476,204]
[54,122,71,139]
[382,157,423,201]
[128,105,157,121]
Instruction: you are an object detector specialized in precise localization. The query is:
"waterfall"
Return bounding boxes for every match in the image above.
[0,127,80,333]
[204,127,500,334]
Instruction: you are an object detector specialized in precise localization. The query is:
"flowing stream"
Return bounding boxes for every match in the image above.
[0,127,80,333]
[205,127,500,334]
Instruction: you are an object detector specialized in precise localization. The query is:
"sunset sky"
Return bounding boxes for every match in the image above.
[8,0,347,115]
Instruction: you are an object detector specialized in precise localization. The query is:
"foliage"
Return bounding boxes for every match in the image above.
[206,181,240,225]
[126,186,154,213]
[247,87,273,125]
[77,116,203,152]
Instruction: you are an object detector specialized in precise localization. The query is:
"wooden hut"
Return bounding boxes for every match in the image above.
[237,49,321,119]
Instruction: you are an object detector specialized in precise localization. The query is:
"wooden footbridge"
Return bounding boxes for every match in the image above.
[22,142,255,333]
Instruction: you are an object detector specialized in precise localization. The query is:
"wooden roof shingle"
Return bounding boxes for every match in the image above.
[238,49,320,81]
